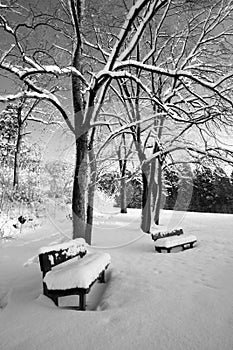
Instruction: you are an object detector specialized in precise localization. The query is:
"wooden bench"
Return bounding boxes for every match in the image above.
[38,239,111,310]
[154,234,197,253]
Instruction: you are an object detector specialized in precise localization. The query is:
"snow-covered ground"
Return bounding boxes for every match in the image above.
[0,209,233,350]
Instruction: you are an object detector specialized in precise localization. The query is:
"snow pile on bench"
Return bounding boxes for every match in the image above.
[39,238,87,256]
[151,227,183,241]
[154,234,197,249]
[43,252,111,290]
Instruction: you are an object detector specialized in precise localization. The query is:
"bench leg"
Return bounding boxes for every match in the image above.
[46,295,58,306]
[79,293,86,311]
[155,247,161,253]
[190,242,194,248]
[53,296,58,306]
[44,284,58,307]
[167,248,171,253]
[98,270,105,283]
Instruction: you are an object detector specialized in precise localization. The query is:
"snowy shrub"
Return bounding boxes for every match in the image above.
[98,171,142,209]
[0,214,19,239]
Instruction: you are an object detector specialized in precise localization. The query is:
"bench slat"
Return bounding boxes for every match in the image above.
[39,239,88,276]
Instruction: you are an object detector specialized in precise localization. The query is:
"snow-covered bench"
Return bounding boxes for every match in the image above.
[38,239,111,310]
[154,234,197,253]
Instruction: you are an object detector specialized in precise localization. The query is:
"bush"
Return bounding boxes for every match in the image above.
[97,171,142,209]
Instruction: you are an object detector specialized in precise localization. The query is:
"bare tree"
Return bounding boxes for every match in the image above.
[93,0,233,232]
[0,94,63,189]
[0,0,170,242]
[1,0,233,240]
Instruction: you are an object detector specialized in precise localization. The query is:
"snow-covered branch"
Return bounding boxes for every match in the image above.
[0,91,58,104]
[114,60,233,106]
[95,112,167,159]
[0,90,75,134]
[105,0,168,71]
[27,117,64,127]
[20,66,89,86]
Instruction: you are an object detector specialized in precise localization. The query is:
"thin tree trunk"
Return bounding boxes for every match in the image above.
[151,158,157,212]
[119,159,127,214]
[141,162,152,233]
[120,176,127,213]
[13,129,21,188]
[141,138,162,233]
[13,107,23,189]
[85,142,96,245]
[117,143,128,213]
[154,159,162,225]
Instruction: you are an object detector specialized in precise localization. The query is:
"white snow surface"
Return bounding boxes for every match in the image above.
[44,252,111,290]
[0,209,233,350]
[154,234,197,248]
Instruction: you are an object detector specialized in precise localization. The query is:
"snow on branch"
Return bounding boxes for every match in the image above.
[113,60,233,106]
[105,0,166,71]
[186,147,233,165]
[20,66,89,86]
[0,44,16,64]
[94,112,168,160]
[0,91,59,104]
[119,0,169,62]
[0,90,75,135]
[95,70,164,109]
[27,117,64,127]
[1,61,87,87]
[142,144,233,167]
[142,0,171,65]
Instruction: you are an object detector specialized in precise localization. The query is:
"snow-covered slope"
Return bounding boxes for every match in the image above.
[0,209,233,350]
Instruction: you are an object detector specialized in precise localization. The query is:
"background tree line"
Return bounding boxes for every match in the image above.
[0,100,232,222]
[98,165,233,214]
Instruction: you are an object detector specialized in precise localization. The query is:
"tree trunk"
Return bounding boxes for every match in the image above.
[154,159,162,225]
[13,111,22,189]
[71,0,87,240]
[141,139,161,233]
[72,132,88,239]
[120,176,127,213]
[117,146,128,214]
[85,146,96,245]
[141,162,152,233]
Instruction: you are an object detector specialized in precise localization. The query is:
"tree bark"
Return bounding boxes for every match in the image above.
[13,105,23,189]
[141,138,163,233]
[117,144,128,214]
[13,127,21,188]
[153,159,162,225]
[71,0,88,240]
[141,162,152,233]
[85,143,96,245]
[120,176,127,213]
[72,132,88,239]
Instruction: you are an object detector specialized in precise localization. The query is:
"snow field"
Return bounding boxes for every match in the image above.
[0,209,233,350]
